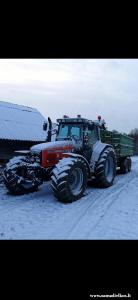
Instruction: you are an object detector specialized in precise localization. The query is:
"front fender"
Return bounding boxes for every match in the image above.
[63,152,91,177]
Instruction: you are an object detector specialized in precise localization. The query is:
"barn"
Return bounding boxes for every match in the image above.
[0,101,48,163]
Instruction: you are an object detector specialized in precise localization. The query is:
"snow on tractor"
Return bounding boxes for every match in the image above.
[3,115,134,203]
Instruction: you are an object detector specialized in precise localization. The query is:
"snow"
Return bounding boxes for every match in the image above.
[15,150,30,154]
[6,156,26,169]
[55,172,68,180]
[0,100,47,141]
[31,140,74,152]
[0,156,138,239]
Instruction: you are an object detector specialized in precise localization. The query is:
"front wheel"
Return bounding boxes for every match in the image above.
[3,156,42,195]
[51,157,88,203]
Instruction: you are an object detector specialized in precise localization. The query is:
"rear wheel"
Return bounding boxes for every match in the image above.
[95,147,116,187]
[51,157,87,203]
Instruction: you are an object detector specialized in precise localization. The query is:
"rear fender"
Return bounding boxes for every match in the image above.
[91,141,113,171]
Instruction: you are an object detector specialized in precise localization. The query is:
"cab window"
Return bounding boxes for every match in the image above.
[58,125,68,138]
[70,126,80,137]
[58,124,82,139]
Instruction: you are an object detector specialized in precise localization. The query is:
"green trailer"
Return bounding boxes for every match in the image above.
[100,129,134,172]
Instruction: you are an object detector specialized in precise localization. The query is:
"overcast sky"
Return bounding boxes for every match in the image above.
[0,59,138,133]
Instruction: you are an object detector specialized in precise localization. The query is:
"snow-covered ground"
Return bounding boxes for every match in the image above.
[1,156,138,240]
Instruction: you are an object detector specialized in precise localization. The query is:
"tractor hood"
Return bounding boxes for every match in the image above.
[31,140,74,153]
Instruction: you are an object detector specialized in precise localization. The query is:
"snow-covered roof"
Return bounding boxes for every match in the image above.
[0,101,47,142]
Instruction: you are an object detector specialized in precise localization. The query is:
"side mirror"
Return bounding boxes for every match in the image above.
[43,122,47,131]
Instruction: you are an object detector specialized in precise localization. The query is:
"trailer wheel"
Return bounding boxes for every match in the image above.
[95,147,116,188]
[120,158,130,174]
[51,157,87,203]
[128,158,132,172]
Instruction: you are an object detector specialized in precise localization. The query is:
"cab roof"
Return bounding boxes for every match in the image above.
[57,117,95,125]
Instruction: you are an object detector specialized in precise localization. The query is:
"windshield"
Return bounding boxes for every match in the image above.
[57,123,82,140]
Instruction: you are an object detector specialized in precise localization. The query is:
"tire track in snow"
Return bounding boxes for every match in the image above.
[0,157,138,239]
[40,159,138,239]
[66,166,138,239]
[46,171,137,239]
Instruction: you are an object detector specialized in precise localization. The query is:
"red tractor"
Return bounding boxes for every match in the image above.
[3,115,121,203]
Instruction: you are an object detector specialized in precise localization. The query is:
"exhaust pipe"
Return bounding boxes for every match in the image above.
[46,117,52,142]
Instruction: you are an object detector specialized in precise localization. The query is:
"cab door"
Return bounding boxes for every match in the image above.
[83,124,100,162]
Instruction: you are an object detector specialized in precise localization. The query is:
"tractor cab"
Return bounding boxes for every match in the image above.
[56,115,101,162]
